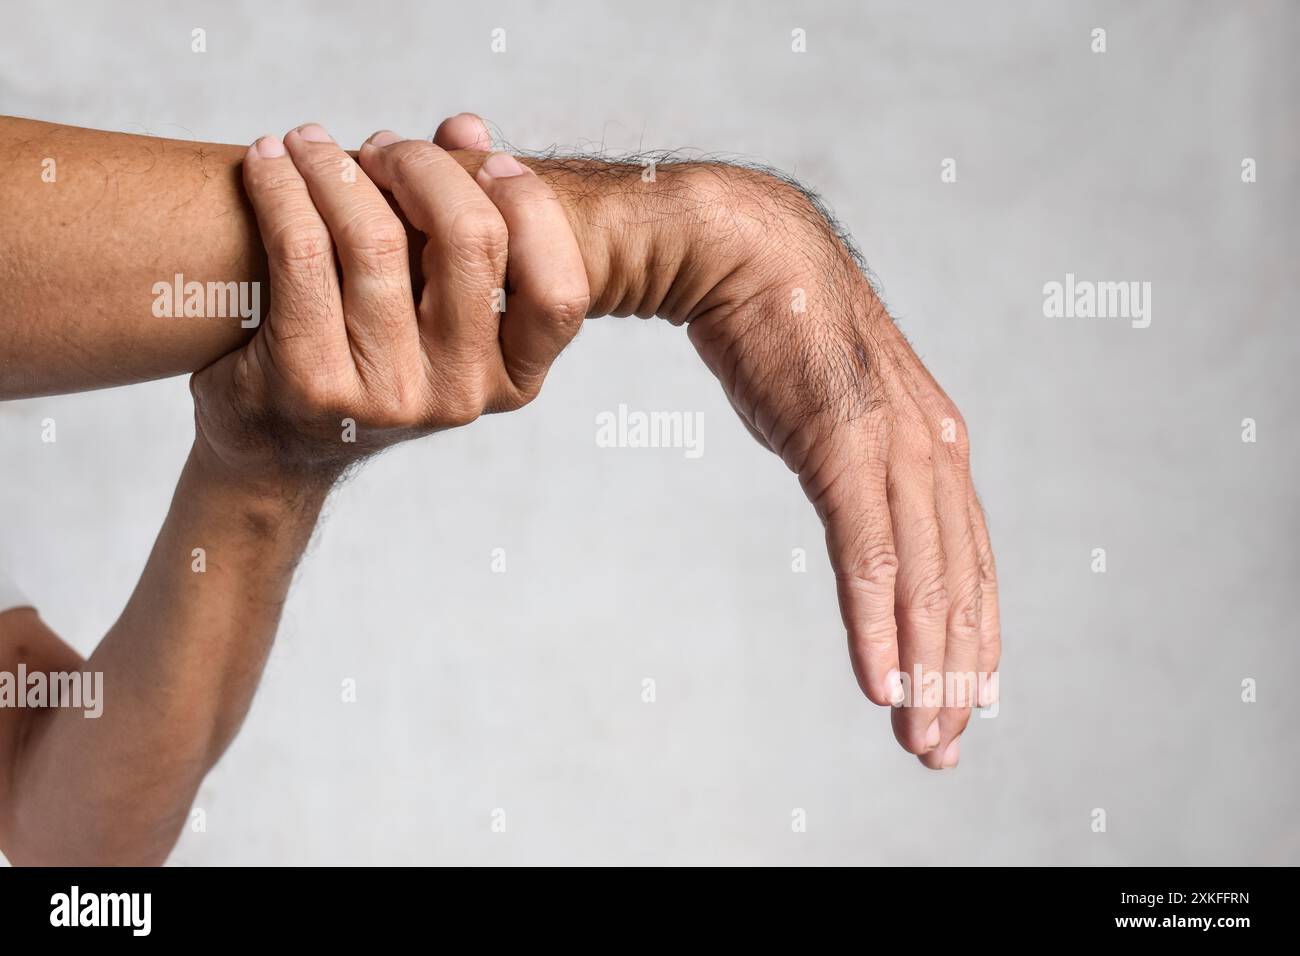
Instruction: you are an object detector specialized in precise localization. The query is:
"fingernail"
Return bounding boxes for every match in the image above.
[255,135,285,158]
[941,738,961,769]
[481,152,525,178]
[925,719,941,751]
[886,668,905,706]
[368,130,401,148]
[296,123,333,143]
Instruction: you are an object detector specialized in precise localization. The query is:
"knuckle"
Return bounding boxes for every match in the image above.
[948,576,983,635]
[502,380,541,412]
[538,284,590,332]
[446,205,507,261]
[306,148,344,180]
[366,405,418,432]
[841,545,900,593]
[902,569,948,615]
[390,141,438,181]
[268,223,333,268]
[859,620,899,657]
[443,402,482,429]
[436,378,487,429]
[358,380,425,432]
[255,169,305,196]
[341,216,408,276]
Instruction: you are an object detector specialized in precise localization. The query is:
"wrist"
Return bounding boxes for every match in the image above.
[521,159,766,323]
[188,430,336,521]
[189,357,353,500]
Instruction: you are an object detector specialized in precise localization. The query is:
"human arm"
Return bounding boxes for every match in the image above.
[0,113,717,398]
[365,120,1002,767]
[0,112,1000,765]
[0,453,327,864]
[0,120,588,864]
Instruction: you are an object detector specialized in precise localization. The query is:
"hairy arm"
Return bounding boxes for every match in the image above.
[0,115,762,397]
[2,113,1001,770]
[0,447,326,864]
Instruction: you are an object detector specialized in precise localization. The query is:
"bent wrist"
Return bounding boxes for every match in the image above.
[187,430,336,524]
[518,158,766,322]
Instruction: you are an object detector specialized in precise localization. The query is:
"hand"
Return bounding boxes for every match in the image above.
[191,122,588,488]
[682,171,1001,769]
[429,113,1000,768]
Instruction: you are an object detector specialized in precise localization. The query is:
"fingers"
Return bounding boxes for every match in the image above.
[357,133,508,383]
[887,430,947,758]
[241,134,347,367]
[970,487,1001,708]
[875,325,991,768]
[918,421,981,771]
[433,112,492,151]
[281,123,421,391]
[823,423,903,708]
[473,152,589,399]
[433,109,590,396]
[358,131,587,409]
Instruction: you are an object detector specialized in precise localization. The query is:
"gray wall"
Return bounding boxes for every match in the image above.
[1,0,1296,864]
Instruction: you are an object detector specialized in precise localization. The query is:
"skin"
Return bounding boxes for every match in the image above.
[0,111,1000,860]
[0,461,329,864]
[0,120,587,863]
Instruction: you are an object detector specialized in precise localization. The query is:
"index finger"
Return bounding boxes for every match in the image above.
[825,427,903,709]
[242,135,347,359]
[282,124,420,389]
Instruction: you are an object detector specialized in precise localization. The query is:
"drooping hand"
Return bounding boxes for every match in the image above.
[429,113,1000,769]
[681,173,1002,770]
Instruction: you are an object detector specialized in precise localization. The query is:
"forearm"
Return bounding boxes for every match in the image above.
[3,443,326,865]
[0,117,266,396]
[0,116,758,398]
